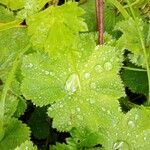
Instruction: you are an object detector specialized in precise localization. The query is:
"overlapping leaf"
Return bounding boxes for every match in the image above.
[26,2,88,54]
[17,0,50,19]
[99,107,150,150]
[0,28,29,80]
[0,0,24,10]
[115,17,149,68]
[0,119,30,150]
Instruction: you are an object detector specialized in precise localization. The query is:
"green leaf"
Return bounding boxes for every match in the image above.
[15,140,37,150]
[0,0,24,10]
[81,0,96,31]
[122,68,148,95]
[115,17,149,68]
[26,2,88,54]
[0,6,15,22]
[99,107,150,150]
[17,0,50,19]
[51,128,101,150]
[0,28,29,80]
[0,119,30,150]
[4,93,19,119]
[28,107,49,140]
[21,33,96,106]
[14,98,27,118]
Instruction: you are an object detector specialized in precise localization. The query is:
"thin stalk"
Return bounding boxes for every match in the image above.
[122,66,147,72]
[108,0,130,19]
[0,44,30,141]
[96,0,104,45]
[127,0,150,104]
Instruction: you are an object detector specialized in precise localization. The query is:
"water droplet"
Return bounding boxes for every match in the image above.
[89,99,95,104]
[104,62,112,71]
[25,146,29,150]
[128,120,135,128]
[65,74,80,95]
[107,110,111,115]
[45,70,49,75]
[28,63,33,68]
[90,83,96,90]
[76,107,81,112]
[94,65,103,73]
[84,72,90,79]
[113,141,130,150]
[95,45,99,50]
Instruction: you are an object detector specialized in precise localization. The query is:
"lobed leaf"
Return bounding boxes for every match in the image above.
[26,2,88,54]
[0,119,30,150]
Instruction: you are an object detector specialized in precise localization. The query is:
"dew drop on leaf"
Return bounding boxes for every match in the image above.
[104,62,112,71]
[90,82,96,90]
[113,141,130,150]
[76,107,81,112]
[95,45,99,50]
[84,72,90,79]
[89,99,95,104]
[28,63,33,68]
[128,120,135,128]
[94,65,103,73]
[65,73,80,95]
[45,70,50,75]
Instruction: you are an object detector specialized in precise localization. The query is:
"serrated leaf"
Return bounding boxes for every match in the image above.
[14,98,27,118]
[115,17,149,68]
[17,0,50,19]
[0,119,30,150]
[26,2,88,54]
[15,140,37,150]
[122,68,148,95]
[0,6,15,22]
[0,28,29,80]
[28,107,49,140]
[21,33,96,106]
[22,29,124,130]
[4,93,19,119]
[99,107,150,150]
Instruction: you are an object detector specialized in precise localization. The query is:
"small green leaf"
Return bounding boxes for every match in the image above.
[28,107,49,140]
[0,119,30,150]
[122,68,148,95]
[0,6,15,22]
[115,17,149,68]
[17,0,50,19]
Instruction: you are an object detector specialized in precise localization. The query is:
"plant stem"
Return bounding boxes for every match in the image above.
[108,0,130,19]
[122,66,147,72]
[96,0,104,45]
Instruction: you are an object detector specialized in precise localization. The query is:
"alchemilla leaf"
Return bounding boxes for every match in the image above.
[0,119,30,150]
[115,17,149,68]
[26,2,88,54]
[99,107,150,150]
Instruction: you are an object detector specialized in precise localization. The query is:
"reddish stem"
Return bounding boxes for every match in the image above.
[96,0,104,45]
